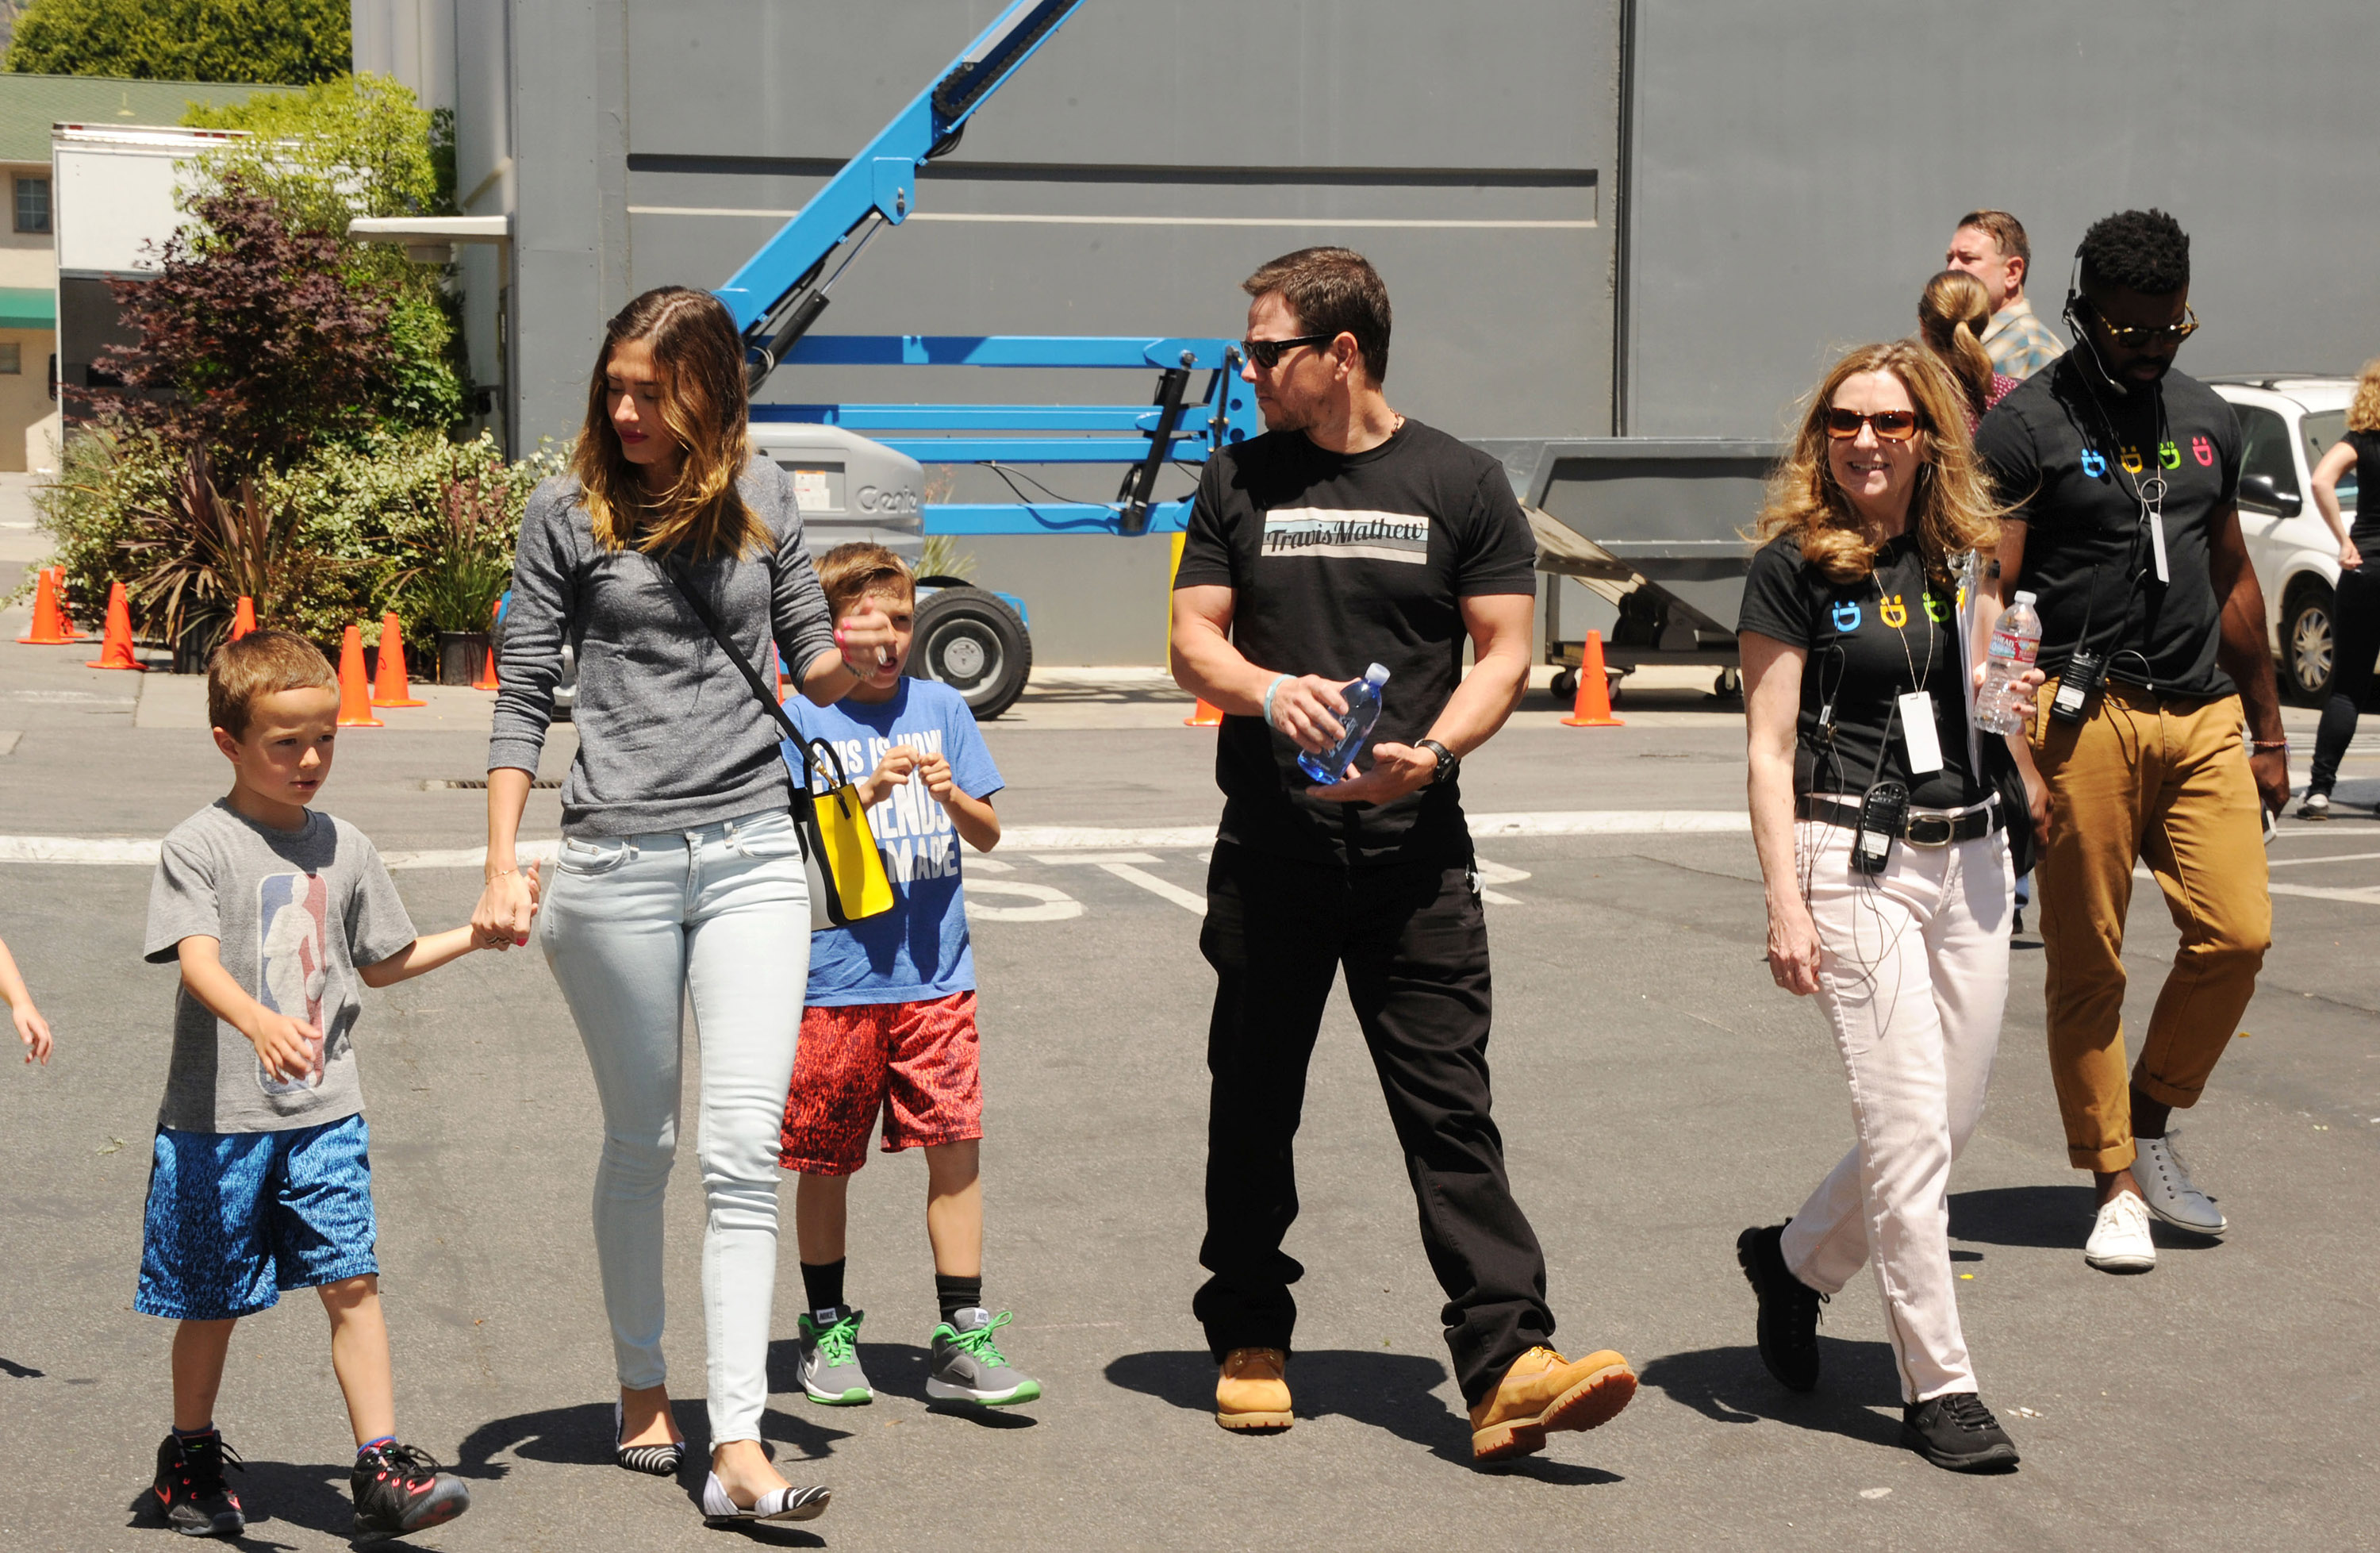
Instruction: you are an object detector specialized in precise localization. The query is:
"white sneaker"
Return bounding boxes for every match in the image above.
[2084,1191,2156,1273]
[2132,1132,2227,1235]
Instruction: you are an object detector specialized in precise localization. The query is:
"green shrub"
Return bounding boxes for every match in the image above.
[3,0,348,85]
[33,428,558,663]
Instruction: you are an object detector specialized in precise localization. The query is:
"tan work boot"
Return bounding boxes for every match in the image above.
[1467,1345,1636,1462]
[1215,1347,1293,1432]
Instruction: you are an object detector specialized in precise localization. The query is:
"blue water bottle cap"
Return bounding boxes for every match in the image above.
[1363,663,1389,686]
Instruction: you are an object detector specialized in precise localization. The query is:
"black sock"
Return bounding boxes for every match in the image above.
[935,1273,983,1325]
[800,1259,846,1320]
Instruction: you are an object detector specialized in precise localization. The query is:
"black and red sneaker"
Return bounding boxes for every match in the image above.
[351,1440,470,1541]
[149,1429,246,1538]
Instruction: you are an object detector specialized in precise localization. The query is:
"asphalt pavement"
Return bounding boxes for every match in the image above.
[3,509,2377,1552]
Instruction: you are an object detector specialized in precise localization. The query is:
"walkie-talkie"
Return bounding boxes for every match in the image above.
[1852,781,1908,875]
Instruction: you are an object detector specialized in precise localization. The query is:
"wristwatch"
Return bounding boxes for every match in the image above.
[1416,738,1459,786]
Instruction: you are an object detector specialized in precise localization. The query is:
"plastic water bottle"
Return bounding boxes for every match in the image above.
[1297,663,1391,783]
[1975,592,2041,735]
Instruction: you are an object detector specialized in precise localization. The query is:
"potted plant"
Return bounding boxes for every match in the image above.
[407,464,515,684]
[119,446,339,671]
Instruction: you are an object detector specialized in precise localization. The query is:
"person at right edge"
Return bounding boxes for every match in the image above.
[1169,247,1636,1465]
[1974,209,2287,1274]
[2297,357,2380,821]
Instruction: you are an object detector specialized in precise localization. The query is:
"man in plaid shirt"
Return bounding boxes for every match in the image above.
[1948,209,2065,380]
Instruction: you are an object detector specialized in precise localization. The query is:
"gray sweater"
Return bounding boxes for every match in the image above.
[489,456,839,837]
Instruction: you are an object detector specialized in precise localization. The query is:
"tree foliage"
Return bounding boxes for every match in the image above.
[96,182,392,477]
[3,0,347,85]
[182,74,468,433]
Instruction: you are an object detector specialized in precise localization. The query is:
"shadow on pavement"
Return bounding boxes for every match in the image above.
[1949,1183,2225,1254]
[1637,1339,1905,1451]
[1104,1348,1624,1482]
[123,1456,360,1549]
[784,1340,1039,1428]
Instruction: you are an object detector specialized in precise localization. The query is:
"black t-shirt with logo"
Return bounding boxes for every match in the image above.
[1173,418,1538,867]
[1737,533,1983,809]
[1975,357,2243,698]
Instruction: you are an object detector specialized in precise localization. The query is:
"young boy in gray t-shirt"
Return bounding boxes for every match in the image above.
[136,631,538,1542]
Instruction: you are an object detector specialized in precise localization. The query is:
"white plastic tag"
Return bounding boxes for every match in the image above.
[2149,510,2170,582]
[1897,692,1943,773]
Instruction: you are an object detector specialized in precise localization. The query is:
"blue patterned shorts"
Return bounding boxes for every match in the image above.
[137,1114,379,1320]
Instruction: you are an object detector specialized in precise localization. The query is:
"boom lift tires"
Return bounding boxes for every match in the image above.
[909,584,1031,720]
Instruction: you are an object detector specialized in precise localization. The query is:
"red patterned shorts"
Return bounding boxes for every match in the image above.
[778,991,983,1175]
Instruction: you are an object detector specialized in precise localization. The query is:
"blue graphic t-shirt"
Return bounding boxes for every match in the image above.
[784,678,1004,1005]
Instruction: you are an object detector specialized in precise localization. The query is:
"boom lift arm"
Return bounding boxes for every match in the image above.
[710,0,1257,538]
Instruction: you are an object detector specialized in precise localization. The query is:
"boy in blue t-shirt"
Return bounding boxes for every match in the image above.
[777,545,1038,1409]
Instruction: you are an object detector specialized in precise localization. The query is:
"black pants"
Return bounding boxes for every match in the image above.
[1192,842,1554,1407]
[2309,562,2380,794]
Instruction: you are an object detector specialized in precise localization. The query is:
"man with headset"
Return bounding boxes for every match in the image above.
[1975,209,2286,1274]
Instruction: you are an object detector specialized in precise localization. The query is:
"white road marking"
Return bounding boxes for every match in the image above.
[1481,889,1522,906]
[964,880,1084,921]
[2271,882,2380,905]
[1475,858,1531,884]
[2267,851,2380,868]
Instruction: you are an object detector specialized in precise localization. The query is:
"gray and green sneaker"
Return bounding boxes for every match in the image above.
[927,1308,1043,1406]
[796,1307,874,1405]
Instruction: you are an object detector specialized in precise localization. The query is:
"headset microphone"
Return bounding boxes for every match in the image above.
[2063,247,2129,398]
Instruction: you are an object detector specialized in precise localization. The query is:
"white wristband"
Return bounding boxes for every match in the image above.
[1261,674,1292,730]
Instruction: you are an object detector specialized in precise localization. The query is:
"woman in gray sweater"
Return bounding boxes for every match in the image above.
[474,287,890,1525]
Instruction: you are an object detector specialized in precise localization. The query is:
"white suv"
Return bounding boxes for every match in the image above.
[2207,376,2361,704]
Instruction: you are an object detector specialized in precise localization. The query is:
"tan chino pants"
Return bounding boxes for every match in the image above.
[2029,679,2271,1173]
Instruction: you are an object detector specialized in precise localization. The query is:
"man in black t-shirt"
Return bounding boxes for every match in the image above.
[1170,248,1635,1464]
[1975,210,2282,1276]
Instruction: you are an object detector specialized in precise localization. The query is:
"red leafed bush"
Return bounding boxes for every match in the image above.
[92,179,394,479]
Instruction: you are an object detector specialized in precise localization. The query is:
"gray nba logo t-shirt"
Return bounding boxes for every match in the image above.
[144,801,417,1133]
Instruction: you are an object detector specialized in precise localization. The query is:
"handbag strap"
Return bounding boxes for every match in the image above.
[655,558,852,795]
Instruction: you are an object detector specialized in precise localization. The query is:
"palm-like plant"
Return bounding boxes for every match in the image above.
[119,447,338,666]
[401,463,516,634]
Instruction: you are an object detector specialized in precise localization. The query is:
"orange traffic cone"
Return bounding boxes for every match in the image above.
[17,566,75,644]
[1560,631,1623,727]
[370,611,426,708]
[471,598,501,690]
[1184,698,1223,727]
[336,624,384,727]
[229,596,257,641]
[84,581,144,670]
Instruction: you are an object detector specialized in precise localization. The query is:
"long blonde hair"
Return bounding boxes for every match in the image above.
[571,286,770,561]
[1757,340,2002,584]
[1917,270,1998,420]
[2351,357,2380,434]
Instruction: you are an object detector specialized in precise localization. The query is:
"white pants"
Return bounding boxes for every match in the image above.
[1779,816,2012,1404]
[540,808,810,1446]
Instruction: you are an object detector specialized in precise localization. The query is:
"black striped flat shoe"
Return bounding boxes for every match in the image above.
[613,1401,685,1476]
[701,1471,831,1523]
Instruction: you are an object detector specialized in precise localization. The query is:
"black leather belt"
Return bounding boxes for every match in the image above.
[1795,795,2002,846]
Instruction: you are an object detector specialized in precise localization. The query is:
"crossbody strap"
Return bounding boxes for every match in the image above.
[654,558,850,797]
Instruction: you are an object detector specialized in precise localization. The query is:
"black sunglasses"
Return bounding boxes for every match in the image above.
[2075,298,2200,348]
[1239,333,1335,370]
[1824,407,1924,442]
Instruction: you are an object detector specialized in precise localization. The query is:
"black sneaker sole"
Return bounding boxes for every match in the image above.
[1901,1421,2021,1472]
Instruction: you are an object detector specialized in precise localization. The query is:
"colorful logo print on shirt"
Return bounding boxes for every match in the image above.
[256,871,330,1095]
[2121,447,2144,475]
[1924,590,1952,624]
[2159,440,2182,470]
[1879,594,1908,629]
[2193,435,2215,467]
[2080,448,2108,479]
[1830,600,1864,632]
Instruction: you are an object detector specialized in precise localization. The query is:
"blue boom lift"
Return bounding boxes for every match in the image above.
[710,0,1261,716]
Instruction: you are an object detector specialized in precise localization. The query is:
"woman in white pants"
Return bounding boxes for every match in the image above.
[474,287,893,1524]
[1733,340,2040,1473]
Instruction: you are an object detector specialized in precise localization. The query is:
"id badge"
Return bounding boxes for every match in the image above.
[2149,510,2171,583]
[1897,691,1944,773]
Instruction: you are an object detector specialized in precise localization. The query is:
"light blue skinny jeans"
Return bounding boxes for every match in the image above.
[540,806,809,1446]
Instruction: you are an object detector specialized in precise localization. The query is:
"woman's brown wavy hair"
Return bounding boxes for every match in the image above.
[1916,269,1998,421]
[1756,340,2003,586]
[571,286,770,561]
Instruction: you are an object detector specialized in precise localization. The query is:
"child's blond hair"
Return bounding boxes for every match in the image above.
[816,542,915,620]
[206,630,336,738]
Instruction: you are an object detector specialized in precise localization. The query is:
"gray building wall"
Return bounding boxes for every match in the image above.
[1623,1,2380,438]
[378,1,2380,663]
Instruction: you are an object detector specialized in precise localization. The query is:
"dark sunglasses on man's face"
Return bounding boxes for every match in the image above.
[2078,299,2201,348]
[1824,408,1922,441]
[1239,333,1335,370]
